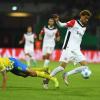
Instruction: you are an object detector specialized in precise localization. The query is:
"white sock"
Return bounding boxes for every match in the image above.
[50,66,64,76]
[25,55,31,66]
[43,59,50,67]
[65,66,88,76]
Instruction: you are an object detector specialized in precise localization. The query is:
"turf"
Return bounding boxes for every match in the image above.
[0,61,100,100]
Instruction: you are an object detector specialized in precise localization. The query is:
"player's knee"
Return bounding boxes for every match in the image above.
[60,62,67,69]
[28,70,37,77]
[80,61,88,66]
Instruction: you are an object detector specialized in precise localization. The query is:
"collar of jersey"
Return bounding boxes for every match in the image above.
[26,32,33,35]
[77,20,85,27]
[45,25,56,30]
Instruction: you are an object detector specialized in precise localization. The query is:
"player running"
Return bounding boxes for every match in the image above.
[0,57,59,90]
[43,10,92,88]
[39,18,60,69]
[19,26,37,66]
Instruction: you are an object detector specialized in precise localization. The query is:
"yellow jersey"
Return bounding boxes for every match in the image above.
[0,58,13,72]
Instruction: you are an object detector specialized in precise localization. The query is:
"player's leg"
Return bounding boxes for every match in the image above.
[27,69,59,88]
[31,56,37,66]
[43,50,69,88]
[43,62,67,89]
[63,65,88,77]
[63,61,89,85]
[29,48,37,67]
[50,62,66,76]
[24,48,31,66]
[63,51,87,76]
[29,67,48,72]
[43,53,50,67]
[10,58,59,88]
[50,49,70,76]
[43,47,51,68]
[25,53,31,66]
[63,51,89,84]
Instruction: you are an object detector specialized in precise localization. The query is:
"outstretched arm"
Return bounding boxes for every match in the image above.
[55,31,60,41]
[53,14,66,27]
[1,70,7,90]
[39,28,44,40]
[57,20,76,28]
[53,14,75,28]
[19,35,25,45]
[56,21,67,27]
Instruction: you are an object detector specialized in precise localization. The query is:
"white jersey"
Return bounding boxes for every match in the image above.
[41,26,58,47]
[24,33,35,48]
[57,19,86,51]
[58,19,87,63]
[24,33,35,55]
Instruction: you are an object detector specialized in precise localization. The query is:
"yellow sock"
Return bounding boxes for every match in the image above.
[29,67,48,71]
[35,71,59,88]
[35,71,56,82]
[35,71,51,78]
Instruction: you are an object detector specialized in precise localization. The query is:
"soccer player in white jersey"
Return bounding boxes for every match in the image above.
[39,18,60,69]
[43,10,92,88]
[19,26,37,66]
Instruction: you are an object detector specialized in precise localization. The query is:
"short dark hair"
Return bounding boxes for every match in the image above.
[80,10,92,17]
[48,17,54,21]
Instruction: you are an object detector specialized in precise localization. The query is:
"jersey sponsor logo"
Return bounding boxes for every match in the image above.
[77,31,83,37]
[29,40,34,43]
[45,26,57,30]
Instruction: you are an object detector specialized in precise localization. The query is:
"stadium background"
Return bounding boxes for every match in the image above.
[0,0,100,62]
[0,1,100,100]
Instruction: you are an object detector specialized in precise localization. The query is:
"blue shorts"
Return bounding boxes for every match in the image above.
[9,57,29,77]
[9,57,28,72]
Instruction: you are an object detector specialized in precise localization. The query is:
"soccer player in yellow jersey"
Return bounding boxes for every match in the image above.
[0,57,59,90]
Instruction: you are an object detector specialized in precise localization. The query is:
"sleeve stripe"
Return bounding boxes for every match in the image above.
[66,19,76,27]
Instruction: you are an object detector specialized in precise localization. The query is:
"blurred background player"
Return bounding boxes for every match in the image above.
[19,26,37,66]
[39,18,60,69]
[0,57,59,90]
[43,10,92,88]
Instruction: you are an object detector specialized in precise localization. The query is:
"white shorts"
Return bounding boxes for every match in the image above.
[24,47,34,57]
[60,49,86,63]
[42,46,54,56]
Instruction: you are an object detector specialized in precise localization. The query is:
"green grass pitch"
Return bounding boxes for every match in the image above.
[0,61,100,100]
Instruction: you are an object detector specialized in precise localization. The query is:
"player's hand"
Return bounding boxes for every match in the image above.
[19,41,23,45]
[53,14,60,22]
